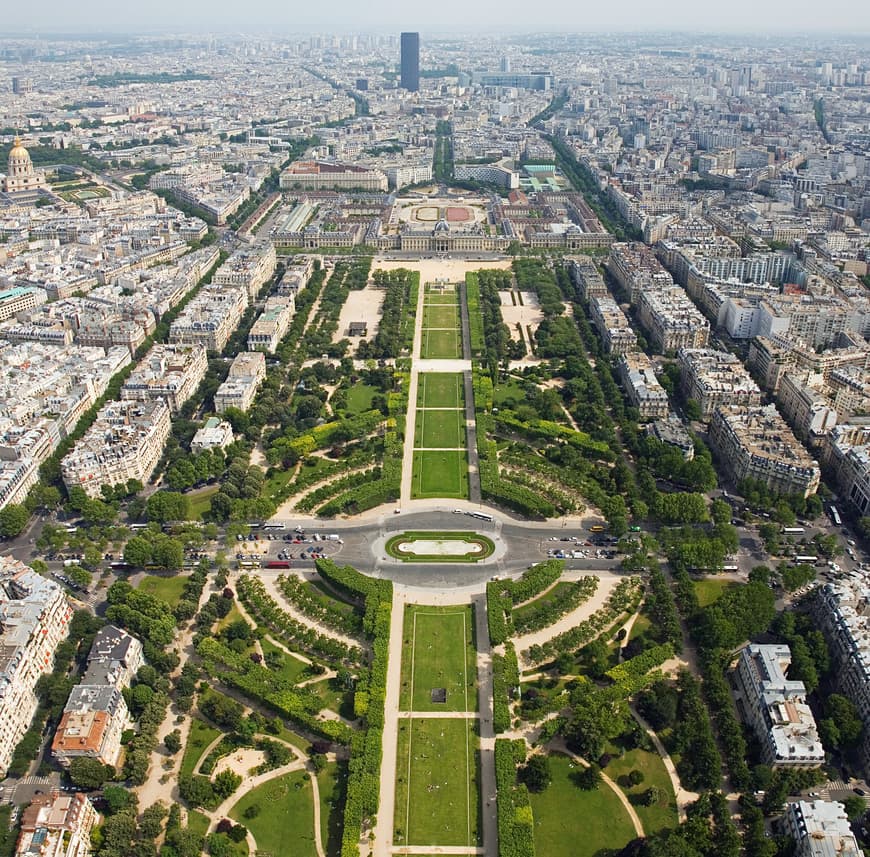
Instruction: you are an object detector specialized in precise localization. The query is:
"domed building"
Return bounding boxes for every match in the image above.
[3,137,47,194]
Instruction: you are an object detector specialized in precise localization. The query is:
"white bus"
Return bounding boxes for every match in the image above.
[469,512,494,522]
[795,555,819,564]
[782,527,805,535]
[830,506,842,527]
[262,522,285,530]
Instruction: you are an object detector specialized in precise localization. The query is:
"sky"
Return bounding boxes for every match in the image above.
[4,0,870,36]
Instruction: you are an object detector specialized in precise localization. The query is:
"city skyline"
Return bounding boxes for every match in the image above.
[3,0,870,36]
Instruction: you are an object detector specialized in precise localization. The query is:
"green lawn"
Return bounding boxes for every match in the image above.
[493,378,532,408]
[136,574,188,608]
[605,746,678,834]
[230,770,317,857]
[187,485,218,520]
[421,328,461,359]
[529,754,636,857]
[343,384,379,415]
[180,718,221,779]
[317,761,347,857]
[400,605,477,712]
[260,637,310,684]
[394,717,479,848]
[424,290,458,305]
[306,676,355,720]
[693,577,736,607]
[417,373,463,408]
[415,408,466,449]
[186,809,212,839]
[423,305,460,329]
[411,450,469,499]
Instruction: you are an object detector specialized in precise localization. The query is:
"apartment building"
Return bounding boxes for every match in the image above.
[120,343,208,415]
[733,644,824,767]
[52,625,143,769]
[191,417,234,452]
[709,404,821,497]
[589,295,637,355]
[777,372,839,442]
[14,792,99,857]
[214,351,267,414]
[169,285,248,352]
[248,295,295,353]
[678,348,762,420]
[637,286,710,353]
[568,256,608,300]
[825,426,870,518]
[783,801,865,857]
[60,398,171,498]
[617,353,670,420]
[212,242,277,300]
[0,286,47,322]
[0,558,72,777]
[277,257,314,296]
[606,242,673,304]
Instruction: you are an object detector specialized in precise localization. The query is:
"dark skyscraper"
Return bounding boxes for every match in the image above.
[400,32,419,92]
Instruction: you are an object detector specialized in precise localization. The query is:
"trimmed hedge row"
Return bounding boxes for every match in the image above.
[296,467,381,512]
[237,575,362,664]
[512,577,598,636]
[276,573,364,637]
[197,636,350,743]
[313,559,394,857]
[495,739,536,857]
[486,561,564,644]
[492,642,519,734]
[524,577,643,665]
[466,272,485,356]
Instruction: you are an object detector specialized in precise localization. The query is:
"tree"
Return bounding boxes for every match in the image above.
[69,757,111,789]
[573,764,601,790]
[843,795,866,820]
[0,504,29,538]
[164,729,182,754]
[103,784,135,814]
[642,786,662,806]
[146,491,190,523]
[519,754,551,793]
[124,535,152,567]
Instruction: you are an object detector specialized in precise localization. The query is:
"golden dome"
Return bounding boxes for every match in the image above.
[9,137,29,160]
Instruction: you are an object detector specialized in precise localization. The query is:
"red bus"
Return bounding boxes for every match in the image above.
[264,560,291,569]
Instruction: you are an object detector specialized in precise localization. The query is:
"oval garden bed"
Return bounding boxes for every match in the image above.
[385,531,496,563]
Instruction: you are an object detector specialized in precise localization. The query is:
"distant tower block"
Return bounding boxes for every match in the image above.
[400,32,420,92]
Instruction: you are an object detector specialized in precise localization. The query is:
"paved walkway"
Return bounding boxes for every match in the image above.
[630,706,699,820]
[372,588,408,857]
[399,281,426,505]
[513,576,616,666]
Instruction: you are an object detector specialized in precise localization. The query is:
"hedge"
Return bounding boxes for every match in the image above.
[465,272,485,356]
[276,573,364,637]
[486,561,564,644]
[512,577,598,636]
[524,577,643,665]
[492,643,519,734]
[495,739,536,857]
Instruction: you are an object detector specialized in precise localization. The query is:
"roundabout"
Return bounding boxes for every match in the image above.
[384,531,496,563]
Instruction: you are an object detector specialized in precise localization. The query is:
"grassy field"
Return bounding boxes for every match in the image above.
[317,761,347,857]
[421,328,461,359]
[492,378,531,407]
[259,637,310,684]
[400,604,477,712]
[343,384,379,414]
[417,373,463,408]
[187,485,218,520]
[186,810,212,840]
[415,408,466,449]
[694,577,736,607]
[423,305,460,328]
[136,574,188,608]
[230,770,317,857]
[529,754,636,857]
[411,450,469,499]
[424,290,458,305]
[394,717,479,848]
[605,746,678,834]
[180,719,222,779]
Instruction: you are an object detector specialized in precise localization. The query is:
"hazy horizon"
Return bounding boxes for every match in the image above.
[3,0,870,39]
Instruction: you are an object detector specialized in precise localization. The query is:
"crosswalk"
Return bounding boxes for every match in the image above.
[1,776,55,805]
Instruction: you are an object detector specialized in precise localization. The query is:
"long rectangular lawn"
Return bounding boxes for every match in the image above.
[400,604,477,712]
[411,450,468,499]
[415,408,466,449]
[421,328,461,359]
[394,717,479,848]
[417,373,463,408]
[423,305,460,328]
